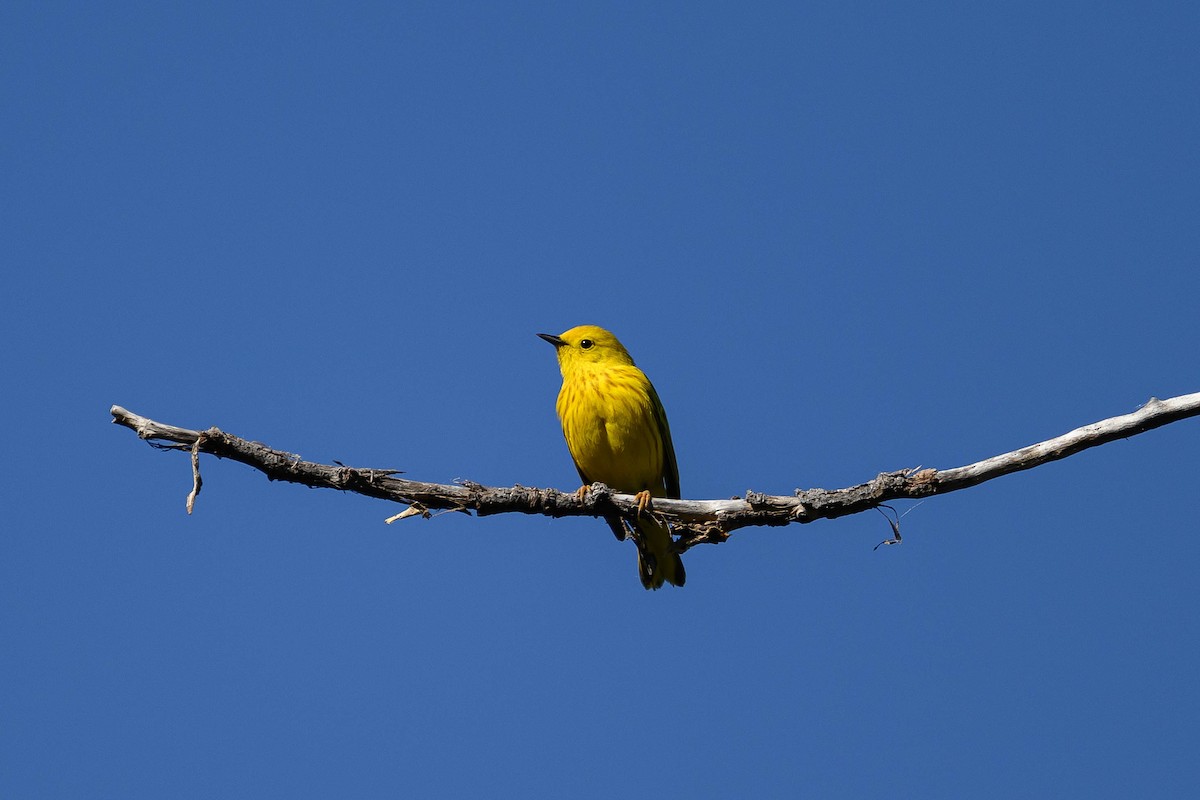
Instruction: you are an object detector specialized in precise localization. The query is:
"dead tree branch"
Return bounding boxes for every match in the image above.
[110,393,1200,551]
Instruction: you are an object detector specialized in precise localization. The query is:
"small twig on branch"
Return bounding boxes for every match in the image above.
[873,504,904,550]
[110,393,1200,548]
[186,434,204,514]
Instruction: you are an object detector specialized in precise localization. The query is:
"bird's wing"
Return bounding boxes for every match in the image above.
[649,382,681,499]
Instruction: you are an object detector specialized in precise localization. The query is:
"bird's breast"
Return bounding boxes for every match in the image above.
[556,366,664,494]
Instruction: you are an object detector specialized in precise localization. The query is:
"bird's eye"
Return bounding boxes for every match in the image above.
[579,339,594,350]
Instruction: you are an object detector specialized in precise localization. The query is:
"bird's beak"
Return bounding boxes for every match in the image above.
[537,333,566,348]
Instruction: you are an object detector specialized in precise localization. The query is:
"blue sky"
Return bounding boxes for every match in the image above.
[3,1,1199,797]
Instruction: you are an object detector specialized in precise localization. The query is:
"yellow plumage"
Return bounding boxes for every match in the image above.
[538,325,685,589]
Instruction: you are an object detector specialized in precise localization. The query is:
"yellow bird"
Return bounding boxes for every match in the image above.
[538,325,685,589]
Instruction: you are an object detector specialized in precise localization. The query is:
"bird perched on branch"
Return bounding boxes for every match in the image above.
[538,325,685,589]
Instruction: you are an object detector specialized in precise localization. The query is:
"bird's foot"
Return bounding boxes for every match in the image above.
[634,489,652,516]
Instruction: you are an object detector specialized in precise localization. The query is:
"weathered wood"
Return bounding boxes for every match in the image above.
[111,392,1200,551]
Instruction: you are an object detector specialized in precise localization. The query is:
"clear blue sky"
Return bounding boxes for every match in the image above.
[3,2,1199,797]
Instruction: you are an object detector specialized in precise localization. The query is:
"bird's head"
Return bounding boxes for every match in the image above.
[538,325,636,372]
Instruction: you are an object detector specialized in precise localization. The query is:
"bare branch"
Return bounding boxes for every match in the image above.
[110,393,1200,549]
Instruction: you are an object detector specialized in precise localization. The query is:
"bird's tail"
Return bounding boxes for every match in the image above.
[633,515,686,590]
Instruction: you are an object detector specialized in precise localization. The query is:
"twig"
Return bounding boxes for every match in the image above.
[186,434,204,514]
[110,393,1200,547]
